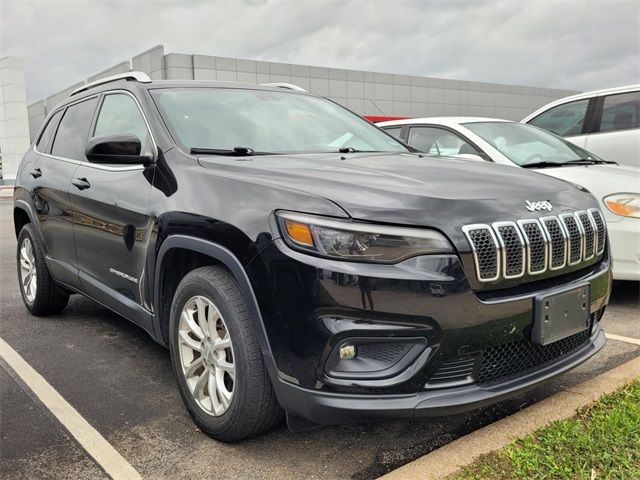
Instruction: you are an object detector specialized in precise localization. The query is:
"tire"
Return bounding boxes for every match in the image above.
[169,265,283,442]
[16,224,69,316]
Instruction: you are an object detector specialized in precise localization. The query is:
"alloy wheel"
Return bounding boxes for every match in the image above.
[20,238,37,302]
[178,295,236,416]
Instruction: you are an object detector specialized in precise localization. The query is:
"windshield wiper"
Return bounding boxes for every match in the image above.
[563,158,618,165]
[337,148,398,154]
[521,158,617,169]
[521,161,564,169]
[190,146,268,156]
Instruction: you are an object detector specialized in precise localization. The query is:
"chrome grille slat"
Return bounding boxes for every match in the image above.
[540,216,567,270]
[492,221,525,279]
[518,219,548,275]
[588,208,606,255]
[559,213,583,266]
[464,210,606,282]
[462,224,500,282]
[576,211,596,260]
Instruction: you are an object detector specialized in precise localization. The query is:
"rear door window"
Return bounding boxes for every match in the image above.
[598,92,640,132]
[50,97,99,161]
[528,99,589,136]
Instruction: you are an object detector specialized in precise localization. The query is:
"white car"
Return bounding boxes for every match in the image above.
[378,117,640,281]
[521,85,640,168]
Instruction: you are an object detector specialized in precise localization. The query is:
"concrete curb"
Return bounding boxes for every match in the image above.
[379,356,640,480]
[0,186,14,199]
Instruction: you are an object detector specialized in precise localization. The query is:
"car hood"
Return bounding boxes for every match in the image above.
[197,152,597,228]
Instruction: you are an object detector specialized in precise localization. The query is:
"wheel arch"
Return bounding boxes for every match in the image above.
[153,235,273,357]
[13,201,44,252]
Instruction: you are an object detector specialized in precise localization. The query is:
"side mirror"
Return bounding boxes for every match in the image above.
[86,134,153,165]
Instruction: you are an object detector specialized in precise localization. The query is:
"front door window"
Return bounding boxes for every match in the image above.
[93,94,152,156]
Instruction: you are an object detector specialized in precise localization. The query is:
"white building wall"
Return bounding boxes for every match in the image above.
[87,61,131,82]
[130,50,578,121]
[45,81,84,113]
[165,53,193,80]
[132,45,165,80]
[23,44,581,146]
[0,57,31,181]
[27,100,46,141]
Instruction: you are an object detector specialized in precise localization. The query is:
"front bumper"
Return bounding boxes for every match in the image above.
[608,217,640,281]
[249,238,612,424]
[267,327,606,425]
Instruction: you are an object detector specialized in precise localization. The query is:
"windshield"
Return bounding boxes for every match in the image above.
[151,88,408,154]
[463,121,598,166]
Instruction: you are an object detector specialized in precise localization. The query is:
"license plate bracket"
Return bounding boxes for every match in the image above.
[532,283,591,346]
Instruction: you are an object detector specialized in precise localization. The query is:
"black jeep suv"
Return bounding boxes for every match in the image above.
[14,72,611,441]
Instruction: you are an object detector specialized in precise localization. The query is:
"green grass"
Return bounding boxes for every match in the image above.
[455,380,640,480]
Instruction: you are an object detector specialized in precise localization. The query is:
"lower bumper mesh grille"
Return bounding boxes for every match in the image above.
[426,310,603,389]
[477,327,592,385]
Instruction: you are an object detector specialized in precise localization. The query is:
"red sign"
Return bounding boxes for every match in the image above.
[363,116,410,123]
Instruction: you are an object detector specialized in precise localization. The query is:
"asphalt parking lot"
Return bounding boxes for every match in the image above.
[1,199,638,480]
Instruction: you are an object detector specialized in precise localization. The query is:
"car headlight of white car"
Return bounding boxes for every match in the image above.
[604,193,640,219]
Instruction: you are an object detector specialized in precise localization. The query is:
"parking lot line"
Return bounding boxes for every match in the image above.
[0,336,142,480]
[605,333,640,346]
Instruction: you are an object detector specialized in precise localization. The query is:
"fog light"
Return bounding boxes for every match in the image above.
[339,344,357,360]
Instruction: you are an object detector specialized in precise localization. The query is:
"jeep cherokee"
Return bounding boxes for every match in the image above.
[13,72,611,441]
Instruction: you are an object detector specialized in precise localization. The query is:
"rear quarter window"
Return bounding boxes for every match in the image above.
[36,110,63,152]
[383,127,403,139]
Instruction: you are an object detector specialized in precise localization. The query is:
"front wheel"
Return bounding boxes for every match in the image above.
[169,266,283,442]
[17,224,69,316]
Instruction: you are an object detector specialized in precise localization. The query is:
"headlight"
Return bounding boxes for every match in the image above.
[604,193,640,219]
[276,211,452,263]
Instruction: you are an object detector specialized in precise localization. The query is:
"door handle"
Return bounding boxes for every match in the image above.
[30,168,42,178]
[72,177,91,190]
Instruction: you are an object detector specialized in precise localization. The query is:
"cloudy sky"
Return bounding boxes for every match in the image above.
[2,0,639,103]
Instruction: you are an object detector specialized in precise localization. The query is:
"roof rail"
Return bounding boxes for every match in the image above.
[70,71,152,97]
[261,82,307,92]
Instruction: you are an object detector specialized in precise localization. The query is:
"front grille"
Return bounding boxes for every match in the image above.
[464,210,606,283]
[477,327,591,385]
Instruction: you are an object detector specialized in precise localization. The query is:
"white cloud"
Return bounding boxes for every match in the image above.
[1,0,638,103]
